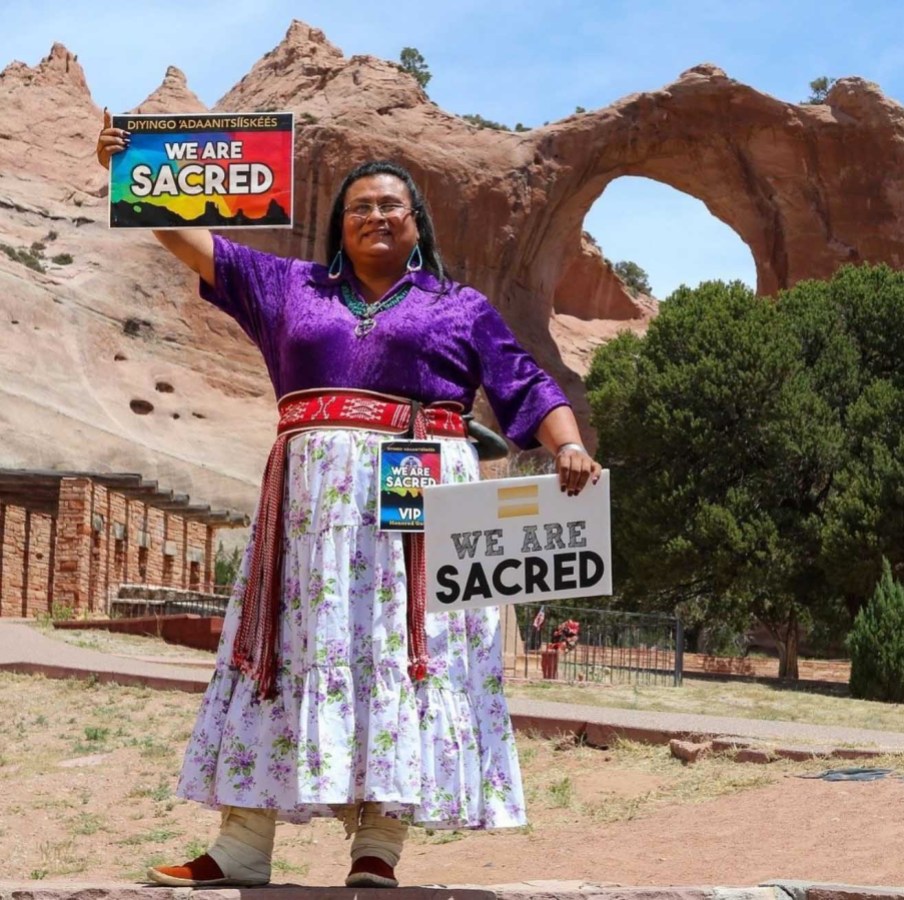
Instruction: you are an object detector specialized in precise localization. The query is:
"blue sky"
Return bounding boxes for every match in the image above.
[3,0,902,298]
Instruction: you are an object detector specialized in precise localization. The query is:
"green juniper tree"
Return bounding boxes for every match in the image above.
[613,260,652,296]
[399,47,431,89]
[586,264,904,679]
[847,559,904,702]
[803,76,837,104]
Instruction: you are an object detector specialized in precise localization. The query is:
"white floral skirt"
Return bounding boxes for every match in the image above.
[177,429,526,829]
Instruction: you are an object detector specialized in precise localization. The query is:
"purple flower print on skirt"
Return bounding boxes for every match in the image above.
[176,429,525,829]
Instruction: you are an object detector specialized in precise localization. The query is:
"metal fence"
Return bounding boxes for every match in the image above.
[111,586,683,687]
[501,603,684,686]
[110,585,230,619]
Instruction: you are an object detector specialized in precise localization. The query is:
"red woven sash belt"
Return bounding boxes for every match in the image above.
[233,389,467,699]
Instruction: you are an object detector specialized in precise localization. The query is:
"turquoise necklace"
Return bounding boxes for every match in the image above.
[340,282,412,337]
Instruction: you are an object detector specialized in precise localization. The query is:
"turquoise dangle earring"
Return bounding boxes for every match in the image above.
[406,243,423,273]
[328,248,344,279]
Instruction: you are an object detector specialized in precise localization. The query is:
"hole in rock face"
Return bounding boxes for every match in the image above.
[130,399,154,415]
[123,317,153,338]
[192,411,206,419]
[114,353,126,361]
[172,413,181,420]
[579,176,756,302]
[155,381,174,393]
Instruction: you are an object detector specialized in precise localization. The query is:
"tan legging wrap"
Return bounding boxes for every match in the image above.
[207,806,276,882]
[208,803,408,877]
[333,801,409,868]
[350,803,409,868]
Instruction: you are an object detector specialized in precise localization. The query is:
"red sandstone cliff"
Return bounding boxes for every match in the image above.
[3,22,901,510]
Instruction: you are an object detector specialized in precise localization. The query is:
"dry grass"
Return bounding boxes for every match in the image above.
[33,626,897,735]
[34,624,216,662]
[5,628,904,882]
[507,676,904,733]
[0,669,861,881]
[37,626,897,735]
[0,671,206,880]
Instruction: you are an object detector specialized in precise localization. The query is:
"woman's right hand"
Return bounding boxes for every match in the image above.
[96,108,129,170]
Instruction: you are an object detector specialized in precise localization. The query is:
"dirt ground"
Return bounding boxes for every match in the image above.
[2,669,904,888]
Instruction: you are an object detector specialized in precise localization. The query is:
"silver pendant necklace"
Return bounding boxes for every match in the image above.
[340,283,412,338]
[355,312,378,338]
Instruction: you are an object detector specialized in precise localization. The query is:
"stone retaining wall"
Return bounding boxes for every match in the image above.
[683,652,851,684]
[54,613,223,652]
[0,478,222,618]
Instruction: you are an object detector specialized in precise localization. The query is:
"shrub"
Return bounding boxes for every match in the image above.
[461,113,509,131]
[214,542,243,590]
[399,47,431,89]
[20,251,45,273]
[0,242,46,273]
[51,253,73,265]
[803,76,837,105]
[613,259,652,296]
[50,602,76,622]
[847,559,904,702]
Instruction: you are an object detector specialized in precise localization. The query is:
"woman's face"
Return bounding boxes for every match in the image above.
[340,174,420,276]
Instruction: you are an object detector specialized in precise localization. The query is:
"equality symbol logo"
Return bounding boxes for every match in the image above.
[496,484,539,519]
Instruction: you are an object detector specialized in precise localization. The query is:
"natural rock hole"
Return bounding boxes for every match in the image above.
[192,411,206,419]
[114,353,126,361]
[155,381,174,393]
[580,176,757,303]
[123,317,153,338]
[130,399,154,415]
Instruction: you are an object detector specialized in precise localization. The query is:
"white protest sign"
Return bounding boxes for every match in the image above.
[424,472,611,613]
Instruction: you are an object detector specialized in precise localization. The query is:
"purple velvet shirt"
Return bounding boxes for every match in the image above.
[200,236,570,448]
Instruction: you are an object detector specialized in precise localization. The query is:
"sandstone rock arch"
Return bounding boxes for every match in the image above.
[533,62,899,304]
[555,175,758,316]
[4,23,904,502]
[209,28,904,438]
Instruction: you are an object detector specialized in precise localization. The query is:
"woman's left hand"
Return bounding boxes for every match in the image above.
[555,443,602,496]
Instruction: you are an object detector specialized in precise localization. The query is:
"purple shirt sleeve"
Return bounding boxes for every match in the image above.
[471,296,570,449]
[197,236,570,448]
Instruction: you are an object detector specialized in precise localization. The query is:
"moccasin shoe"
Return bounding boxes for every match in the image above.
[345,855,399,888]
[146,853,268,887]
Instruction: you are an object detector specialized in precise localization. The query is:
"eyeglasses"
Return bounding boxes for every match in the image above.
[342,201,414,221]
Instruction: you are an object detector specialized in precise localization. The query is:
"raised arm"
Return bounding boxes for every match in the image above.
[96,109,215,286]
[152,228,215,286]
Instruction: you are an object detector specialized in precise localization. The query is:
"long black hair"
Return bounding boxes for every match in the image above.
[325,160,446,285]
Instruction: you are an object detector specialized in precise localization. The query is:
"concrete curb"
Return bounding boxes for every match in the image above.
[0,660,895,760]
[507,710,891,763]
[1,882,903,900]
[762,884,904,900]
[0,661,209,693]
[507,700,904,762]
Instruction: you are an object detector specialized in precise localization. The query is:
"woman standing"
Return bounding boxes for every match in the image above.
[97,114,600,889]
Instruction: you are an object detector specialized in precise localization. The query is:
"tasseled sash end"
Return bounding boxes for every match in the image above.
[232,389,467,700]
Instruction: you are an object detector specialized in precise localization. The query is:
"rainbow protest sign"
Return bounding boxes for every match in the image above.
[109,113,294,229]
